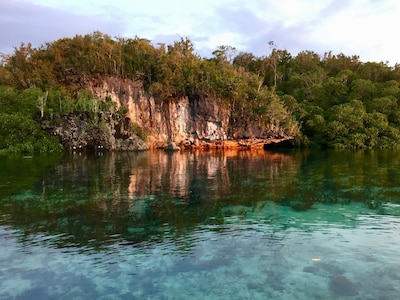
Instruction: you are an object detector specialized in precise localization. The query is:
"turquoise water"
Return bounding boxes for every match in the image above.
[0,150,400,299]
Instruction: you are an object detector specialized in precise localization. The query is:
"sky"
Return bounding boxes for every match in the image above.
[1,0,399,65]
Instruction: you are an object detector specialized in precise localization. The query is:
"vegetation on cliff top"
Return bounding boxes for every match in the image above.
[1,31,400,153]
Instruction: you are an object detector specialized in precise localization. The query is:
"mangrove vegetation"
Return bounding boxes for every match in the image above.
[1,31,400,153]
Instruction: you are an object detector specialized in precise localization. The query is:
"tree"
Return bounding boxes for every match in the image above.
[264,42,292,90]
[3,30,400,150]
[151,37,201,100]
[232,52,257,70]
[211,45,237,64]
[322,52,361,76]
[366,96,399,124]
[37,91,48,118]
[349,79,376,102]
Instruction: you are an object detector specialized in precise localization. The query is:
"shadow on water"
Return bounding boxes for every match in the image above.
[1,149,400,249]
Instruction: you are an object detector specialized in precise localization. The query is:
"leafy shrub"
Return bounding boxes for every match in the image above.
[129,122,148,141]
[0,113,63,154]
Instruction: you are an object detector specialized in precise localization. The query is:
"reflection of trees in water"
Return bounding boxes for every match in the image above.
[6,149,400,248]
[283,150,400,211]
[13,149,400,248]
[0,150,299,248]
[5,149,400,248]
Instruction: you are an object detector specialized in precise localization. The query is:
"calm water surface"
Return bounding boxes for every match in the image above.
[0,149,400,299]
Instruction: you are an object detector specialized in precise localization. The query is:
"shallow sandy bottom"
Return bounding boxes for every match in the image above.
[1,202,399,299]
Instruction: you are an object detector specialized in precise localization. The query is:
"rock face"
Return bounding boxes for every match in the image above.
[91,77,296,149]
[47,76,294,151]
[46,112,148,152]
[90,77,231,149]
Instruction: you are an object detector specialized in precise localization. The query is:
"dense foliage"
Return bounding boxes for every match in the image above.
[1,31,400,153]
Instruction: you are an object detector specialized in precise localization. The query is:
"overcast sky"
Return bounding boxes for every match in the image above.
[1,0,399,65]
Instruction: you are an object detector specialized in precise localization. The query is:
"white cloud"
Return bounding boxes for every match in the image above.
[308,0,400,63]
[255,0,331,27]
[1,0,399,64]
[198,32,245,50]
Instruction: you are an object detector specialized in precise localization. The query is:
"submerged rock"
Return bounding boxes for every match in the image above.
[303,262,346,276]
[329,275,359,296]
[319,262,345,275]
[303,266,318,274]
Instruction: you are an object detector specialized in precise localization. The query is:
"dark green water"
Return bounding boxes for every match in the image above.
[0,149,400,299]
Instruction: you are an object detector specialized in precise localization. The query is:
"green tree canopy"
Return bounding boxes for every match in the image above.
[1,31,400,151]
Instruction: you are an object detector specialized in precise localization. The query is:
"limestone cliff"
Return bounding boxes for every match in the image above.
[88,77,294,150]
[44,112,148,152]
[89,77,229,149]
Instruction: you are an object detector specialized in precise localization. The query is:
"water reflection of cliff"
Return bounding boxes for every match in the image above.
[4,149,400,249]
[127,150,298,202]
[0,150,299,248]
